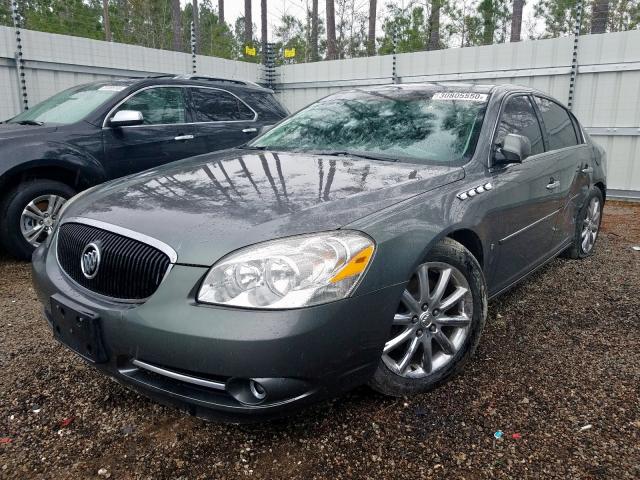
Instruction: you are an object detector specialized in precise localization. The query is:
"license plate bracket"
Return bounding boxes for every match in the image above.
[50,294,107,363]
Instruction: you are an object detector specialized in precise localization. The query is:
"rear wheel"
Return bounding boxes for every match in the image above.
[563,187,604,259]
[0,179,74,260]
[369,238,487,396]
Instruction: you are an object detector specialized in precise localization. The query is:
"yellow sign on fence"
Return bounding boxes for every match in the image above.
[284,48,296,58]
[245,45,256,57]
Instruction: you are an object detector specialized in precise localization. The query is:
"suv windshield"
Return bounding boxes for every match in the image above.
[249,88,488,165]
[7,83,128,125]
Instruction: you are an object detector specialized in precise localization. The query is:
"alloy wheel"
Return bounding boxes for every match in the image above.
[581,197,601,254]
[382,262,473,378]
[20,194,67,247]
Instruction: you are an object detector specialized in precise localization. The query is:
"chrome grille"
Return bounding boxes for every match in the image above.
[56,222,171,301]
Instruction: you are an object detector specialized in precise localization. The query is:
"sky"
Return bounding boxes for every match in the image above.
[182,1,542,42]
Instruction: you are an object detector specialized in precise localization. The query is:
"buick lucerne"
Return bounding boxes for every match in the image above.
[32,83,606,420]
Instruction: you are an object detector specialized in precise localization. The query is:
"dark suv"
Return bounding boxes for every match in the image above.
[0,75,288,259]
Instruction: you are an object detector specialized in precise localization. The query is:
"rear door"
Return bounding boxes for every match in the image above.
[533,96,592,249]
[187,87,259,154]
[486,94,562,293]
[102,86,197,177]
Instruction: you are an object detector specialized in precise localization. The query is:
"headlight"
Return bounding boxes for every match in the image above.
[197,231,375,309]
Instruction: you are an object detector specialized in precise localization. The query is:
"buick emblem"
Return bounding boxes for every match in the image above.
[81,243,101,279]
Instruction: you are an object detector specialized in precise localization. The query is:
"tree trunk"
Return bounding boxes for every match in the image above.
[170,0,181,51]
[261,0,268,63]
[591,0,609,34]
[311,0,319,61]
[102,0,111,42]
[326,0,337,59]
[218,0,224,24]
[244,0,253,45]
[367,0,376,56]
[510,0,524,42]
[192,0,199,53]
[427,0,440,51]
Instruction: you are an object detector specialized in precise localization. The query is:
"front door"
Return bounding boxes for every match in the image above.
[486,94,561,294]
[102,86,197,178]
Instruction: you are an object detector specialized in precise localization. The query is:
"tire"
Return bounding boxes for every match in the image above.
[562,186,604,260]
[368,237,488,397]
[0,179,75,260]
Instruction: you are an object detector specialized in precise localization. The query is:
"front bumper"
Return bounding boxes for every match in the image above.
[32,242,402,420]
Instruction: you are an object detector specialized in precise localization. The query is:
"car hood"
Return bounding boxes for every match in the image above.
[0,123,59,140]
[63,149,464,266]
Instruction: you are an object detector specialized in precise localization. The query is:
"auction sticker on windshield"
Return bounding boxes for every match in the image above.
[432,92,488,102]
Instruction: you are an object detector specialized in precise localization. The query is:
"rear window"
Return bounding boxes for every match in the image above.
[245,92,289,120]
[534,97,578,150]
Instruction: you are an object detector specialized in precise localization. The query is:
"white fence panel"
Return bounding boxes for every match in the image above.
[0,26,259,119]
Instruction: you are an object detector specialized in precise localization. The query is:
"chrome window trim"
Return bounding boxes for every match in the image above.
[101,84,258,129]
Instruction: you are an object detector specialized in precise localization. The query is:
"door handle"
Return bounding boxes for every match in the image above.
[174,134,194,141]
[581,166,593,174]
[242,128,258,134]
[546,180,560,190]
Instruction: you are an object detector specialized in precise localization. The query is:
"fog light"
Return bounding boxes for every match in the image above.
[249,379,267,401]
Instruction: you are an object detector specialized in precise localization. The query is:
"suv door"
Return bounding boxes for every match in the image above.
[187,87,259,155]
[487,94,561,293]
[533,96,591,249]
[102,86,196,177]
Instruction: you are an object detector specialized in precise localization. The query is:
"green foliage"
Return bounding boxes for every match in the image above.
[535,0,591,36]
[378,4,428,54]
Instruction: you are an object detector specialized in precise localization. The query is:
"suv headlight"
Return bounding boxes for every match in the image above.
[197,231,375,309]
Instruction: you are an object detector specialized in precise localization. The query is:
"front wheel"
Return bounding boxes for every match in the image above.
[0,179,75,260]
[369,238,487,397]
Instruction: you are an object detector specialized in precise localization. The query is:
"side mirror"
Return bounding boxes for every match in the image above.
[109,110,144,127]
[495,133,531,164]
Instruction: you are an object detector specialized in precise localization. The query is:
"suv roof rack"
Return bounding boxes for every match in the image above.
[173,74,255,86]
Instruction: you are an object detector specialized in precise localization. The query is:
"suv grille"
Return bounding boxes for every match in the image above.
[57,222,171,300]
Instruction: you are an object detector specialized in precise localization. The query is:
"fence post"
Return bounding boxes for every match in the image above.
[567,0,584,110]
[11,0,28,111]
[392,25,398,84]
[263,43,276,90]
[190,21,197,74]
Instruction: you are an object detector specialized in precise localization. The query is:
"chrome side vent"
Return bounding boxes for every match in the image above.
[457,182,493,200]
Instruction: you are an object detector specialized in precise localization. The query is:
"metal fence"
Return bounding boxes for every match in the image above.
[1,25,638,199]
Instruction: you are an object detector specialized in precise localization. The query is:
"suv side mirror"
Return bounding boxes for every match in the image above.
[109,110,144,127]
[494,133,531,164]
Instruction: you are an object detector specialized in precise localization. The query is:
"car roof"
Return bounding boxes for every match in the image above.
[82,76,273,93]
[352,82,547,97]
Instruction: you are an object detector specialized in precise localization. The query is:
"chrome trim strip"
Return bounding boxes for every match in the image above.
[101,84,258,129]
[60,217,178,263]
[132,359,226,391]
[498,209,560,244]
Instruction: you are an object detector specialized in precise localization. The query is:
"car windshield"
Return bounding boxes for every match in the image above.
[7,83,128,125]
[249,88,488,165]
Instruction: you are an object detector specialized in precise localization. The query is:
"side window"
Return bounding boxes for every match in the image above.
[116,87,186,125]
[245,92,289,120]
[190,88,255,122]
[534,96,578,150]
[495,95,544,156]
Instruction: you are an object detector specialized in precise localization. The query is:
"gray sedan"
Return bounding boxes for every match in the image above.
[32,83,606,420]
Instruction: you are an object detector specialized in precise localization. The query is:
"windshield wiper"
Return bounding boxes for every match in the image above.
[15,120,44,126]
[313,150,398,162]
[240,145,267,150]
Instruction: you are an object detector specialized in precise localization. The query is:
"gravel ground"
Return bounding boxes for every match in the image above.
[1,202,639,479]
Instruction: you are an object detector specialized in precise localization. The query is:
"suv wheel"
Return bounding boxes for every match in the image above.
[369,238,487,396]
[0,179,75,260]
